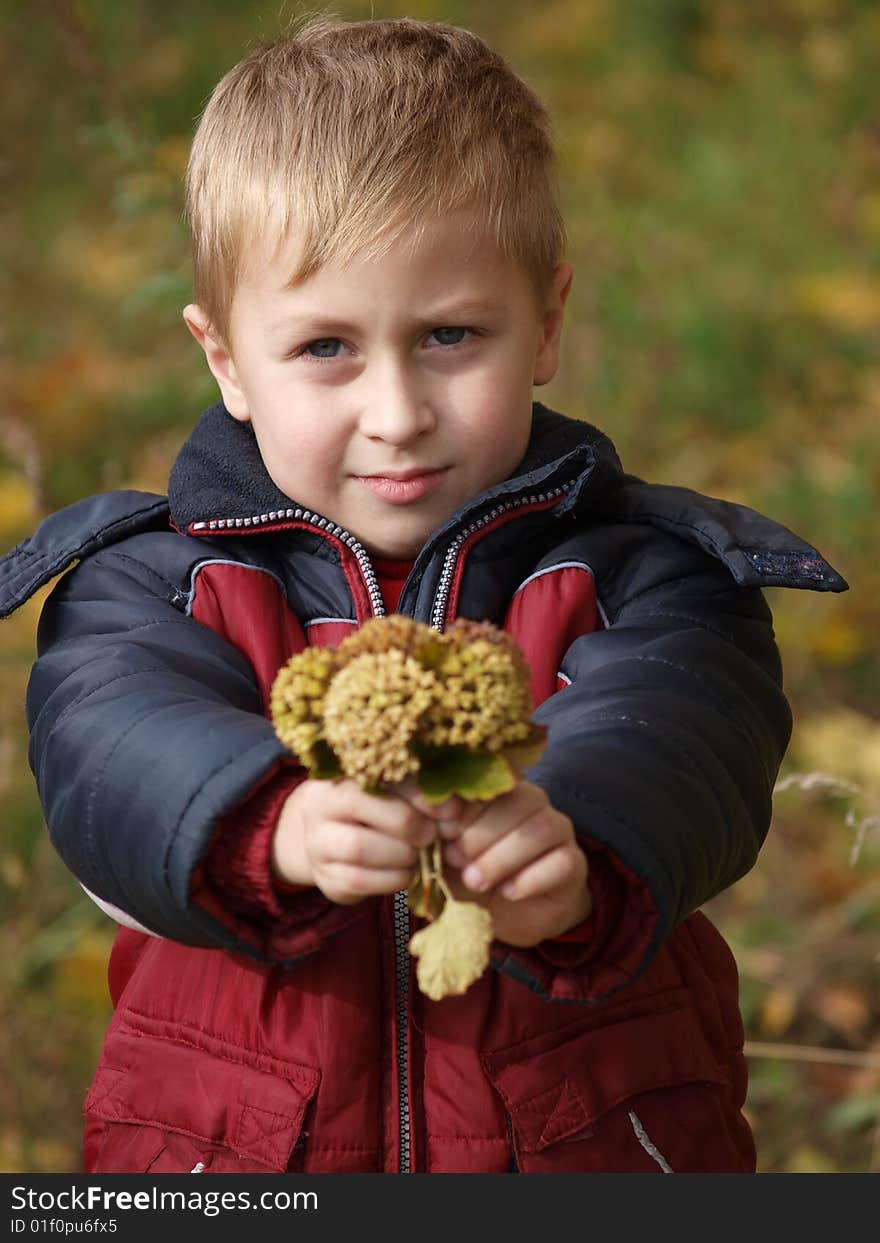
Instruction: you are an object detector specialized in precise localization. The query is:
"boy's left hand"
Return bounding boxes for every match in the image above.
[399,779,591,947]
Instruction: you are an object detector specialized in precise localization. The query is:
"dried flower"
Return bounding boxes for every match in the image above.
[422,619,536,752]
[322,649,438,788]
[270,645,339,773]
[269,615,545,798]
[269,614,548,1000]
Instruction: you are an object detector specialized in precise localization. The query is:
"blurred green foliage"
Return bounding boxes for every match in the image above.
[1,0,878,1173]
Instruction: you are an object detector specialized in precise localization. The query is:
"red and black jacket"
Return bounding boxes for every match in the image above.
[0,401,847,1173]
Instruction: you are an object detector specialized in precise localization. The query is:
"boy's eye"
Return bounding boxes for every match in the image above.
[430,327,468,346]
[304,338,344,358]
[292,327,473,361]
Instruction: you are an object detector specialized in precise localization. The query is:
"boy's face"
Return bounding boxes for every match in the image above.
[184,213,571,560]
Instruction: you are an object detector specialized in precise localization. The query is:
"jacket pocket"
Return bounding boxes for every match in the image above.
[483,1001,753,1173]
[83,1021,320,1174]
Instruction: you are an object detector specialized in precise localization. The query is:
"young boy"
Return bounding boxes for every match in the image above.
[0,17,847,1173]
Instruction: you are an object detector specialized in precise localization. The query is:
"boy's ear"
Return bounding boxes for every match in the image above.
[182,305,251,420]
[533,263,573,387]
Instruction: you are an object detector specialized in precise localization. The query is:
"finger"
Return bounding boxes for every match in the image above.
[435,797,486,840]
[443,784,552,868]
[319,863,417,904]
[332,781,435,845]
[436,861,493,911]
[499,845,587,902]
[318,821,421,872]
[450,811,562,893]
[434,795,509,850]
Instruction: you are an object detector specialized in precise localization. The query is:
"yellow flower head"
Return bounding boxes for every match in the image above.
[270,645,339,767]
[322,649,439,787]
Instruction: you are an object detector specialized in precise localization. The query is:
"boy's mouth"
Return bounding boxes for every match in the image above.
[354,467,450,504]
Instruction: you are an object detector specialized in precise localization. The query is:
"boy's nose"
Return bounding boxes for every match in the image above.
[358,361,437,444]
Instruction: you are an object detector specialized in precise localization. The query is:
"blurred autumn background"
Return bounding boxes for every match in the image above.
[1,0,878,1174]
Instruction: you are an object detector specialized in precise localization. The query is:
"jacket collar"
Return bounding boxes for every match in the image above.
[168,400,624,538]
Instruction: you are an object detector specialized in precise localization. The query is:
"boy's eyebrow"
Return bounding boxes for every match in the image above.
[266,299,506,337]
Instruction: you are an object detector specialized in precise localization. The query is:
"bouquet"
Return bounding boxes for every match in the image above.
[270,615,547,999]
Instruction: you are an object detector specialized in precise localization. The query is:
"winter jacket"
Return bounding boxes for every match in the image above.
[0,401,847,1173]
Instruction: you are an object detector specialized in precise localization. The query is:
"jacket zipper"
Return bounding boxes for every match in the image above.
[430,485,570,631]
[392,890,413,1173]
[190,484,570,632]
[192,505,414,1168]
[190,507,385,617]
[506,1112,520,1172]
[190,481,570,1174]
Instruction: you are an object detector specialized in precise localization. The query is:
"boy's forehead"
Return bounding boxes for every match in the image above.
[238,210,524,304]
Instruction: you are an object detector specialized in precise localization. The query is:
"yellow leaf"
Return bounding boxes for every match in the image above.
[30,1139,77,1173]
[801,30,849,82]
[508,0,612,58]
[153,134,191,178]
[52,930,115,1014]
[793,709,880,799]
[810,618,864,667]
[785,1144,837,1174]
[760,985,798,1038]
[793,276,880,330]
[0,853,24,889]
[0,1128,24,1173]
[409,899,493,1000]
[0,471,36,540]
[859,193,880,239]
[814,984,870,1043]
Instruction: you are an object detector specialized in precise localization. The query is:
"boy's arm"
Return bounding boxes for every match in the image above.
[494,529,793,1003]
[25,539,367,962]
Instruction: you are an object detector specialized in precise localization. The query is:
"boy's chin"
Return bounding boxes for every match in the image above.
[361,522,433,562]
[363,536,424,561]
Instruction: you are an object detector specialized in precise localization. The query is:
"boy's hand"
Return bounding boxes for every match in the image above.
[271,777,459,905]
[401,778,591,947]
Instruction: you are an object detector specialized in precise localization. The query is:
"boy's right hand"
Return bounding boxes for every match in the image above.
[271,778,459,905]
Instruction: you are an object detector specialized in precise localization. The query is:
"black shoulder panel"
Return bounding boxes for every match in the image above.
[0,491,171,618]
[604,479,849,593]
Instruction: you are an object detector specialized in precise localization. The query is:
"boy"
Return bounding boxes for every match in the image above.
[0,17,847,1173]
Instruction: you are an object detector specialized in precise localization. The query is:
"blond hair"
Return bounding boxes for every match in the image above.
[185,14,565,347]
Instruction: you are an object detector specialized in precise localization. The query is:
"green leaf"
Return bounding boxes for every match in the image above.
[501,727,549,776]
[309,740,344,781]
[414,745,516,803]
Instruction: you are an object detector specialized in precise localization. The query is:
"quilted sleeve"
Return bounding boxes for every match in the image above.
[25,539,367,962]
[497,530,793,1002]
